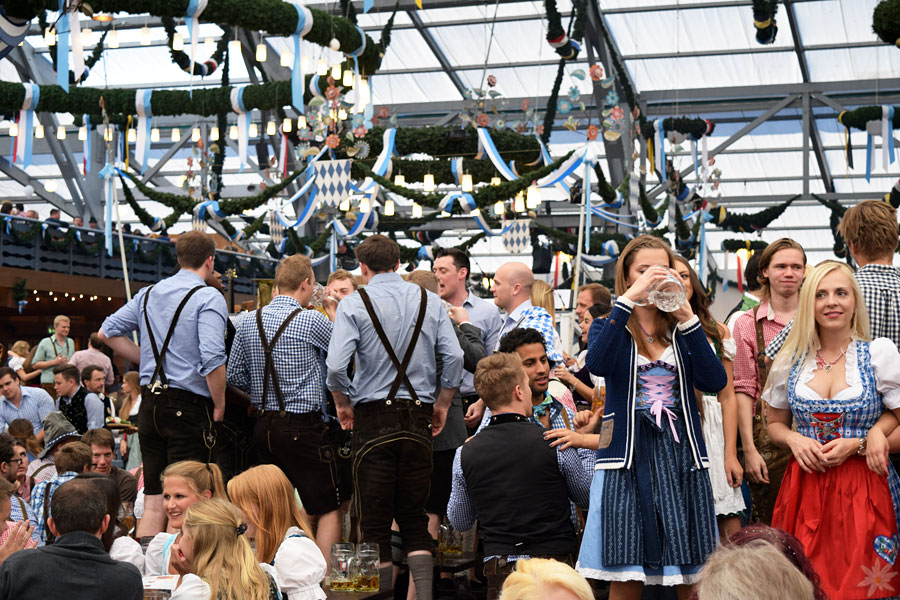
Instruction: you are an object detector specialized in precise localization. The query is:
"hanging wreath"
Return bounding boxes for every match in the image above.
[752,0,779,45]
[161,16,228,76]
[720,239,769,252]
[713,195,798,233]
[874,0,900,47]
[838,106,900,131]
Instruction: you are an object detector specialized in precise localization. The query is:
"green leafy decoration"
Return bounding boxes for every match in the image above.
[874,0,900,46]
[838,106,900,131]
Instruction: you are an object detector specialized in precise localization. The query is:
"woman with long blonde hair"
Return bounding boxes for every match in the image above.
[530,280,556,323]
[228,465,326,599]
[763,261,900,600]
[169,498,278,600]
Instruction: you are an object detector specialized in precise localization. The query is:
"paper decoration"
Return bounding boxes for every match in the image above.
[502,219,532,254]
[313,159,352,208]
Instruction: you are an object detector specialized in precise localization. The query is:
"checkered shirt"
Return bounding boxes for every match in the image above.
[227,295,333,414]
[732,302,789,409]
[497,301,564,365]
[764,264,900,360]
[9,493,41,545]
[30,471,78,543]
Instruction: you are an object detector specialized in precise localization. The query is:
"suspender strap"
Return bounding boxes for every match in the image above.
[14,494,25,519]
[143,285,206,390]
[30,462,55,490]
[357,287,428,402]
[753,306,770,390]
[255,306,305,413]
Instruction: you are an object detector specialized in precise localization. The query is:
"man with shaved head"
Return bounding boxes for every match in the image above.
[490,262,563,365]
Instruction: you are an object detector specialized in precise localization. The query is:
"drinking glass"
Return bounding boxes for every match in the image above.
[310,283,326,308]
[632,266,686,312]
[439,519,463,555]
[329,542,355,591]
[119,501,135,536]
[355,543,380,592]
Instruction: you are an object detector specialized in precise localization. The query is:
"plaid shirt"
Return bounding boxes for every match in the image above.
[30,471,78,543]
[732,301,789,410]
[764,264,900,360]
[9,493,41,545]
[497,300,564,365]
[228,295,332,414]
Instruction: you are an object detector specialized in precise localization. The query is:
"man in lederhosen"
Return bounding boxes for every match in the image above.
[327,235,463,600]
[227,254,341,562]
[100,231,228,538]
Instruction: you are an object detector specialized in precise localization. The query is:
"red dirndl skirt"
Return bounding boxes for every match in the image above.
[772,456,900,600]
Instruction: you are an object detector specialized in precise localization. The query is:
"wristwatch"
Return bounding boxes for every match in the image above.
[857,437,867,456]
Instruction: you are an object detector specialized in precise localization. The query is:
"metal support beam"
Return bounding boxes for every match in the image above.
[141,135,191,184]
[0,158,73,213]
[647,94,799,198]
[407,10,467,98]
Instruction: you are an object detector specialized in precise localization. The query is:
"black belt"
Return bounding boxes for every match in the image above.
[258,410,323,422]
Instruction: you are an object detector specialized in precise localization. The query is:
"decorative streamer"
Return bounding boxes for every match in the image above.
[723,251,729,291]
[352,128,395,192]
[346,27,366,116]
[230,86,250,170]
[0,6,29,61]
[883,106,895,172]
[280,132,289,178]
[82,114,91,174]
[67,7,84,86]
[691,138,698,180]
[583,156,591,253]
[14,83,39,168]
[56,0,69,92]
[653,118,666,182]
[450,156,463,185]
[290,3,313,113]
[698,222,707,286]
[100,162,115,256]
[476,127,518,180]
[185,0,209,96]
[134,89,153,174]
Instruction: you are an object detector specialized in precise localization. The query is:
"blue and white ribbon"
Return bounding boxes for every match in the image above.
[14,83,39,168]
[581,254,616,267]
[601,240,619,257]
[363,0,374,13]
[698,222,707,286]
[352,128,395,192]
[535,149,584,189]
[591,206,639,229]
[346,27,366,116]
[450,157,464,185]
[82,114,91,174]
[230,86,250,170]
[691,137,699,180]
[477,128,517,181]
[290,3,313,113]
[134,89,153,174]
[363,77,374,129]
[0,6,30,61]
[55,0,85,92]
[654,118,666,182]
[865,107,895,183]
[99,162,115,256]
[185,0,208,96]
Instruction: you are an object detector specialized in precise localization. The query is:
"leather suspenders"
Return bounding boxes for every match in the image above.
[255,306,304,414]
[143,285,205,394]
[357,287,428,402]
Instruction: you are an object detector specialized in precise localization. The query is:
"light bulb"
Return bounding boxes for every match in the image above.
[191,128,200,142]
[297,115,307,129]
[56,125,66,140]
[151,128,160,142]
[171,128,181,142]
[255,42,267,62]
[282,117,292,133]
[461,173,473,193]
[359,197,370,213]
[81,28,93,46]
[280,50,292,68]
[140,26,151,46]
[209,126,219,141]
[127,128,136,143]
[8,123,16,137]
[342,70,354,87]
[228,39,241,56]
[34,125,44,139]
[107,29,118,48]
[394,174,405,186]
[358,79,370,106]
[423,173,435,192]
[526,184,541,209]
[78,126,87,140]
[229,125,238,139]
[482,277,490,289]
[249,123,258,137]
[204,37,214,54]
[45,180,57,193]
[331,63,342,80]
[316,59,327,76]
[491,176,501,186]
[104,127,113,142]
[384,199,395,216]
[514,191,525,213]
[45,27,56,46]
[266,121,276,136]
[172,32,184,51]
[493,201,505,215]
[338,108,348,121]
[301,55,310,72]
[339,197,350,211]
[412,203,423,218]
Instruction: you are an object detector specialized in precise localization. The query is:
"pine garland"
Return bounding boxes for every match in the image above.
[874,0,900,47]
[715,195,798,233]
[838,106,900,131]
[752,0,779,45]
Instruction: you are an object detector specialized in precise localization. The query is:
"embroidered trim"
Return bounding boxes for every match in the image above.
[575,566,702,586]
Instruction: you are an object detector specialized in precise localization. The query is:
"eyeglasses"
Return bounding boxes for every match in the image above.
[5,458,22,465]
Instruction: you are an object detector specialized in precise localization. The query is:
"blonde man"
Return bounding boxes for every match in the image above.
[499,558,593,600]
[31,315,75,397]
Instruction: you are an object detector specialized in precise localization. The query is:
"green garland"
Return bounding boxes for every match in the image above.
[720,239,769,252]
[43,226,103,255]
[5,0,386,76]
[531,222,630,254]
[360,126,542,166]
[813,194,850,258]
[838,106,900,131]
[714,195,798,233]
[752,0,779,44]
[873,0,900,47]
[161,16,229,76]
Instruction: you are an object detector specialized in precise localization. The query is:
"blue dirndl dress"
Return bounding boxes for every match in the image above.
[577,348,718,586]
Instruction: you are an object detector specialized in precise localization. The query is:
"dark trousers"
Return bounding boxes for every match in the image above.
[213,402,256,484]
[352,399,434,564]
[139,386,216,496]
[484,554,575,600]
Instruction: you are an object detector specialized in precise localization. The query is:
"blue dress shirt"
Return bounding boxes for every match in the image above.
[0,387,54,435]
[228,295,332,414]
[326,273,464,404]
[101,270,228,398]
[458,291,503,396]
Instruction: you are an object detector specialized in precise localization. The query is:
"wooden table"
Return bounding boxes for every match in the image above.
[325,566,393,600]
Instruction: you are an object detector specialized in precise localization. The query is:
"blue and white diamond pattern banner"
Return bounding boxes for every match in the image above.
[502,219,531,254]
[314,159,352,208]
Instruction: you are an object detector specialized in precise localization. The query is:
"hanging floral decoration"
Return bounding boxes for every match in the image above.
[590,64,604,81]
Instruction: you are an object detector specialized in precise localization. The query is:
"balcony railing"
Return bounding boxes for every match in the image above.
[1,215,276,296]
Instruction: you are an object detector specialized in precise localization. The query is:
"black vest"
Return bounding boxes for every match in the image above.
[60,386,89,434]
[459,415,576,557]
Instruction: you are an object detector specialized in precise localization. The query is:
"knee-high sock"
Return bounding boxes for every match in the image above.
[407,554,433,600]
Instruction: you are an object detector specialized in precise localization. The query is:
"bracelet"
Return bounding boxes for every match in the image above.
[857,437,867,455]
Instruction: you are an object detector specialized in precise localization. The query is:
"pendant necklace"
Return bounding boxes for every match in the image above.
[637,321,655,343]
[815,345,847,373]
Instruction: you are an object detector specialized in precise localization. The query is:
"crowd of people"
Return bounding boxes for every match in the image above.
[0,198,899,599]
